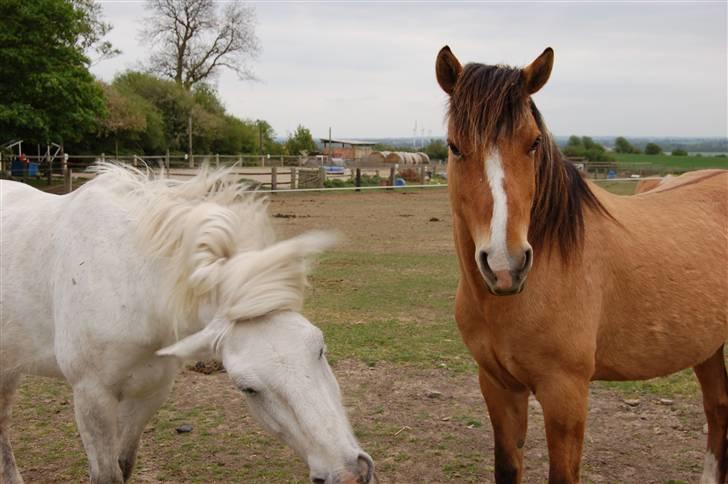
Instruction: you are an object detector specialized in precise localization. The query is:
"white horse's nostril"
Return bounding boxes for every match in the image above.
[357,453,374,483]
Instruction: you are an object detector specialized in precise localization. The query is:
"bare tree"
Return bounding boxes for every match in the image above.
[142,0,259,90]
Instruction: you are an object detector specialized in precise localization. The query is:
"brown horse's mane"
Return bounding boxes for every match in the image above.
[449,62,611,258]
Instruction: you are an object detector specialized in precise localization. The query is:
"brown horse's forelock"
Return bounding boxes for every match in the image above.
[448,62,611,260]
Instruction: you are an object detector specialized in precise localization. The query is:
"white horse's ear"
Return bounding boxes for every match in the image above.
[157,317,231,360]
[156,329,215,360]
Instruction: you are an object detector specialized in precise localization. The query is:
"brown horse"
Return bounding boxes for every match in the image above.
[436,45,728,483]
[634,175,672,194]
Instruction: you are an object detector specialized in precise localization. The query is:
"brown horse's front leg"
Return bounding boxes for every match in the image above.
[534,375,589,484]
[479,367,529,484]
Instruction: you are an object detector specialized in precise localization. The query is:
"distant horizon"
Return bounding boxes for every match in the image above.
[325,135,728,141]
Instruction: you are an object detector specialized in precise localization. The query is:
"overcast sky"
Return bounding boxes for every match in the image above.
[92,1,727,140]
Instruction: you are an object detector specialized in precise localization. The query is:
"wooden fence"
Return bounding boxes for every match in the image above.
[0,152,451,194]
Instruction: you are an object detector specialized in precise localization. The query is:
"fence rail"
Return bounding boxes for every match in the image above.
[0,151,685,195]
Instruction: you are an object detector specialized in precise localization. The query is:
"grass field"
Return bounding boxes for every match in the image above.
[612,152,728,171]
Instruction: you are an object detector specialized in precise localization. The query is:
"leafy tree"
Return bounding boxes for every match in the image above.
[142,0,260,90]
[256,120,283,155]
[285,125,316,156]
[423,139,448,160]
[567,135,582,148]
[562,135,614,162]
[614,136,636,154]
[72,0,120,62]
[97,82,149,154]
[113,71,193,151]
[671,148,688,156]
[0,0,107,144]
[645,142,663,155]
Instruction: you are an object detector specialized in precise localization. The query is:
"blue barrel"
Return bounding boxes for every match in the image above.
[28,162,38,176]
[395,177,406,186]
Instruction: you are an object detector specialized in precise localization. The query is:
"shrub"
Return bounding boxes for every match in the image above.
[645,143,662,155]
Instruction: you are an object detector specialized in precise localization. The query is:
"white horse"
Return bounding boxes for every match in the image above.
[0,164,376,484]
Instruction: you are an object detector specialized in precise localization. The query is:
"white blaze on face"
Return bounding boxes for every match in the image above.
[484,149,510,272]
[700,450,718,484]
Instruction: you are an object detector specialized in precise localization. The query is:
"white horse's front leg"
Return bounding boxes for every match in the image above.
[0,374,23,484]
[117,379,174,481]
[73,382,124,484]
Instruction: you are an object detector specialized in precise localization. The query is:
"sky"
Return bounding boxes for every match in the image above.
[91,1,727,141]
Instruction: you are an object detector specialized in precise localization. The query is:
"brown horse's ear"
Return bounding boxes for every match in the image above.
[523,47,554,94]
[436,45,463,95]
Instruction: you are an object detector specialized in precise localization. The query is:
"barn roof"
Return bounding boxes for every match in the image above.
[320,138,375,146]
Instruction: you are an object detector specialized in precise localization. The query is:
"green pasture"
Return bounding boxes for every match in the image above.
[612,152,728,171]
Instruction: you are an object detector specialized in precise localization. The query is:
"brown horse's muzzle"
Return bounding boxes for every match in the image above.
[477,247,533,295]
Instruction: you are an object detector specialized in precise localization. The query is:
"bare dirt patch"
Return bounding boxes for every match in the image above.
[268,189,455,255]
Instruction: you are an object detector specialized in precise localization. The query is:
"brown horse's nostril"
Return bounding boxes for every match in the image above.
[479,250,495,278]
[521,248,533,272]
[311,478,326,484]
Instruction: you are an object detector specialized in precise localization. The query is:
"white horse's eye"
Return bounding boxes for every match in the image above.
[242,387,258,395]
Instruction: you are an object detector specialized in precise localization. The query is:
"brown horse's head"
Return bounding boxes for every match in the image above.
[436,46,554,295]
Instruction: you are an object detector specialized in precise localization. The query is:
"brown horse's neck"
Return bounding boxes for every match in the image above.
[528,102,611,261]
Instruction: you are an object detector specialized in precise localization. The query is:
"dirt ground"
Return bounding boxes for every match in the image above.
[11,186,712,483]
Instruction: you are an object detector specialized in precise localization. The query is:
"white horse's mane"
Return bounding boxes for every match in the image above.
[91,163,335,330]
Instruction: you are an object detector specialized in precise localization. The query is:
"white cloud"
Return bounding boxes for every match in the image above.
[92,1,727,139]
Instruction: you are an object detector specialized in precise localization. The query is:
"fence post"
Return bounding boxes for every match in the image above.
[388,166,396,188]
[419,165,426,183]
[319,166,326,188]
[291,167,298,190]
[63,154,71,193]
[271,166,278,191]
[355,168,362,192]
[215,153,220,168]
[165,149,170,170]
[101,153,106,163]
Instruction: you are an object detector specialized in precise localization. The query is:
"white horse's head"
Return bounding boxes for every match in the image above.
[158,311,375,484]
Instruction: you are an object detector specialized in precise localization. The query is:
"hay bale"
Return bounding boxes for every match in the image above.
[416,152,431,164]
[385,152,404,164]
[368,151,389,163]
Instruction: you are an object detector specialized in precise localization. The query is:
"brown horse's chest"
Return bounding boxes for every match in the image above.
[455,283,600,389]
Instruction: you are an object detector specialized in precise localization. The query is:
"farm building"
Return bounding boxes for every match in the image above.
[384,152,430,165]
[320,138,375,161]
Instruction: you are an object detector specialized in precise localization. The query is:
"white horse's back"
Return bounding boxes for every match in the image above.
[1,178,163,380]
[1,181,66,378]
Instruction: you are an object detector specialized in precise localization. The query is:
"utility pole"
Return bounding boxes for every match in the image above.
[188,114,193,168]
[258,120,264,165]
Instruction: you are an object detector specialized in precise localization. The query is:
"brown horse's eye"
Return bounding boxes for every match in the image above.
[448,141,461,157]
[529,136,542,154]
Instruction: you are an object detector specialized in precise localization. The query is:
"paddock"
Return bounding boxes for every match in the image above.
[10,183,714,482]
